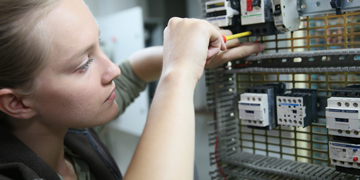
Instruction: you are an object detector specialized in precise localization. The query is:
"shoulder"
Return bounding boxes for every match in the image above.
[0,162,44,180]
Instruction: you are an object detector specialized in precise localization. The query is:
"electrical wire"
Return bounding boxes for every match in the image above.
[224,61,251,69]
[215,137,227,180]
[255,36,259,56]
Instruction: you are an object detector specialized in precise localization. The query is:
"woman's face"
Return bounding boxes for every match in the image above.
[30,0,121,128]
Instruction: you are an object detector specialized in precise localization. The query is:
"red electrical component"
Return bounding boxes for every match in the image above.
[247,0,253,11]
[353,157,358,162]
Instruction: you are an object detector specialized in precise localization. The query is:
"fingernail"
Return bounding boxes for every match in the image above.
[259,44,266,50]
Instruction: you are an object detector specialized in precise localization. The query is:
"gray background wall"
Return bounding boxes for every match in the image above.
[83,0,214,179]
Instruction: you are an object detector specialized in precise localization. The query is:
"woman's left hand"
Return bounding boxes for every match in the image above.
[205,29,265,69]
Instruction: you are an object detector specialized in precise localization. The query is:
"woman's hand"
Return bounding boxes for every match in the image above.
[205,29,265,69]
[162,17,226,85]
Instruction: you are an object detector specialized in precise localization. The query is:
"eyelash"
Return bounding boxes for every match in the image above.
[77,58,94,72]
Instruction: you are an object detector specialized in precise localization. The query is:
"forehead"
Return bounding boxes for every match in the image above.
[41,0,98,60]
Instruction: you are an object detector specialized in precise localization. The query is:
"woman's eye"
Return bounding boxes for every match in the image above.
[77,58,94,72]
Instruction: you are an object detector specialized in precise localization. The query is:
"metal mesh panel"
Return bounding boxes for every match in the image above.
[207,11,360,179]
[236,12,360,167]
[238,12,360,52]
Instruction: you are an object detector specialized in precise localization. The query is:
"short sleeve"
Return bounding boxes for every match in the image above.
[114,61,147,118]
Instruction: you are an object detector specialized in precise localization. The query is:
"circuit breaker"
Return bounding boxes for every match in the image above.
[238,83,285,130]
[271,0,300,33]
[276,89,318,128]
[205,0,239,27]
[240,0,265,25]
[329,136,360,174]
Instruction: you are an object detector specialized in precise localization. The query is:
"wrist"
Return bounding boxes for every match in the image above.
[160,67,198,91]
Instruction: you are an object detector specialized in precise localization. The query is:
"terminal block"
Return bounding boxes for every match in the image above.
[276,89,318,128]
[238,83,285,130]
[329,136,360,175]
[326,85,360,137]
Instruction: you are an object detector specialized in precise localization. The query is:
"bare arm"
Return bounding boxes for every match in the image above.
[129,46,163,83]
[128,32,265,82]
[124,19,265,180]
[124,18,226,180]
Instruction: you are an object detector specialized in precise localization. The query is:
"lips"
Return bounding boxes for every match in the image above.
[105,88,116,103]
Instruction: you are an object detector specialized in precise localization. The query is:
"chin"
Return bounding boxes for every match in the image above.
[74,103,119,128]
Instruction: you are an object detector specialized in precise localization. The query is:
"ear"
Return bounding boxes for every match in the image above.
[0,88,37,119]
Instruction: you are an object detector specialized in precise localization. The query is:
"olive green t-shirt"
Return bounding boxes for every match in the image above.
[61,61,147,180]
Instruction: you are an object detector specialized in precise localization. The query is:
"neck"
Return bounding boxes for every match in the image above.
[9,117,69,175]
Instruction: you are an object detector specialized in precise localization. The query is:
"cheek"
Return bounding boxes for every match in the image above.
[33,80,104,126]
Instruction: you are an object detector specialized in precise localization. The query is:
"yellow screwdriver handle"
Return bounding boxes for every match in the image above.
[224,31,252,42]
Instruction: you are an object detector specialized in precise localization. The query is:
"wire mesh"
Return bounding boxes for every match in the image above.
[235,12,360,168]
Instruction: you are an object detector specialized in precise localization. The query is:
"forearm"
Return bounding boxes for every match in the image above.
[124,70,196,180]
[129,46,163,83]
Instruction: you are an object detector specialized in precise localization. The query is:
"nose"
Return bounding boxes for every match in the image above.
[101,53,121,85]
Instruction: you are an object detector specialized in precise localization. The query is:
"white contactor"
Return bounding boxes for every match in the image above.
[326,97,360,137]
[239,93,269,127]
[276,96,307,127]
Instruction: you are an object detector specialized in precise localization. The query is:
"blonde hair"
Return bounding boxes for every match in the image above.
[0,0,59,126]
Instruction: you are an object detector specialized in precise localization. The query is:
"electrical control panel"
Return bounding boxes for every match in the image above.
[329,136,360,174]
[326,85,360,137]
[238,83,285,130]
[205,0,239,27]
[276,89,318,128]
[205,0,359,37]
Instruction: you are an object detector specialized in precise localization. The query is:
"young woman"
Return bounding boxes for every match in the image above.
[0,0,264,179]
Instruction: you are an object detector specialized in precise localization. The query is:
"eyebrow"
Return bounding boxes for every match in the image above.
[67,30,100,63]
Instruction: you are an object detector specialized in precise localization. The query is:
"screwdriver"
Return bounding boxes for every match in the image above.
[222,31,252,43]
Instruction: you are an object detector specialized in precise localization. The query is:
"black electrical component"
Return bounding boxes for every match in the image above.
[330,0,342,15]
[331,85,360,98]
[252,0,261,9]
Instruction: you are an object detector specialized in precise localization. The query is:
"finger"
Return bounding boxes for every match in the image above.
[167,17,182,27]
[226,38,241,48]
[217,43,265,61]
[207,25,226,59]
[208,26,226,50]
[220,29,232,36]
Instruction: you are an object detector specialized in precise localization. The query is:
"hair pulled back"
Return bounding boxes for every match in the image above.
[0,0,58,126]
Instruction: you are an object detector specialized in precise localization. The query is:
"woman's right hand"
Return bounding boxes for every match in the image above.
[162,17,226,86]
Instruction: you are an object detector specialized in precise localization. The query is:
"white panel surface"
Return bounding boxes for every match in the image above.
[97,7,148,137]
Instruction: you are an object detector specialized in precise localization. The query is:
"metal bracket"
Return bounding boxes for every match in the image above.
[330,0,342,15]
[299,0,360,16]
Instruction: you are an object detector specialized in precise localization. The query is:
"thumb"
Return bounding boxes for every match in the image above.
[207,35,226,60]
